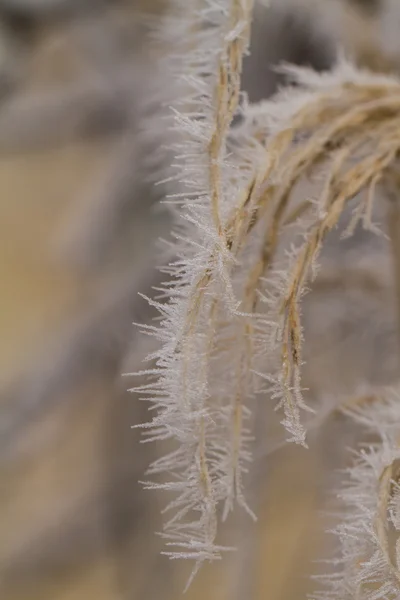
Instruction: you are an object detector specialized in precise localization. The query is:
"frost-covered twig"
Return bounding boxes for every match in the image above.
[132,0,256,584]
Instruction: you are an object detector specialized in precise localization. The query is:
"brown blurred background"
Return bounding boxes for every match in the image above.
[0,1,399,599]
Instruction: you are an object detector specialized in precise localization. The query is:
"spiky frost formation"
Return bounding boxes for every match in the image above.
[132,0,257,584]
[312,390,400,600]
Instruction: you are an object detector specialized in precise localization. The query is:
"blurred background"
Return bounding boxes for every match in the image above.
[1,1,400,599]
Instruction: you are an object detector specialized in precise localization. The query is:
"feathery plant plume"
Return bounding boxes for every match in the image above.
[134,0,400,590]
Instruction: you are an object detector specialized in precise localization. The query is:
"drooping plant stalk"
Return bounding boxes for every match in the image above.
[132,0,256,586]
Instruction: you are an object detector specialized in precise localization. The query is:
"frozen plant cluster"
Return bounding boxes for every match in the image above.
[133,0,400,596]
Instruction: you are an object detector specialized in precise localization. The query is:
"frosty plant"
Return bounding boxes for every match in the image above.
[131,0,400,596]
